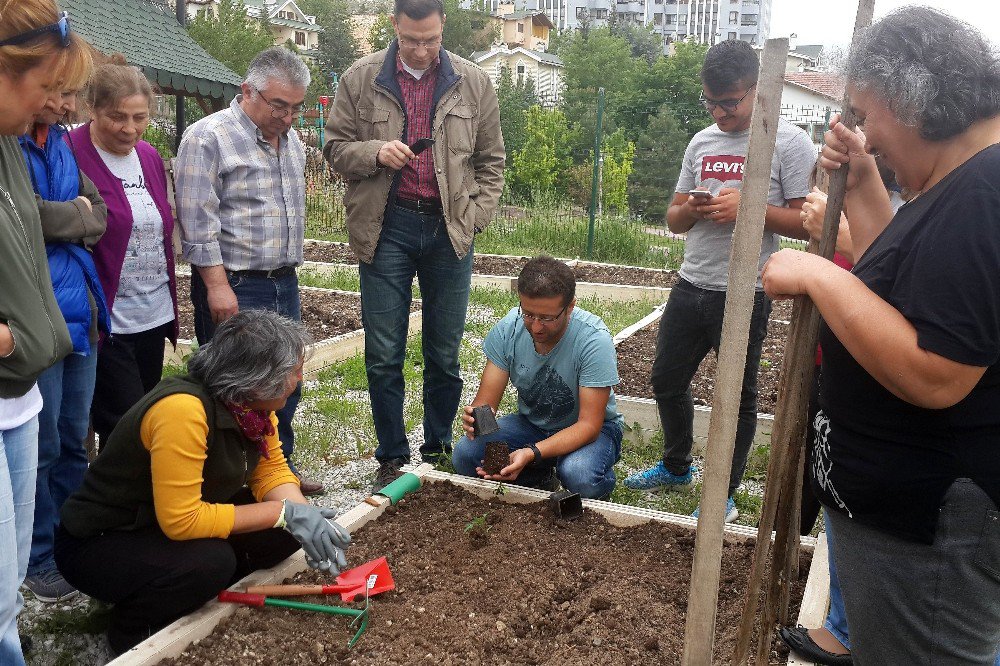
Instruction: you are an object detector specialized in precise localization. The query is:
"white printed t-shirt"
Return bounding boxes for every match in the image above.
[96,145,174,334]
[675,118,815,290]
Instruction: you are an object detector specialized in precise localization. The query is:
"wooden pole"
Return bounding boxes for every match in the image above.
[730,2,876,663]
[680,37,789,666]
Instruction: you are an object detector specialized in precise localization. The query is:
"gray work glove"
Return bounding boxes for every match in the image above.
[282,502,351,574]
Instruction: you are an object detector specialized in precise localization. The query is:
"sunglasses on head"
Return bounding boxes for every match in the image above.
[0,11,71,48]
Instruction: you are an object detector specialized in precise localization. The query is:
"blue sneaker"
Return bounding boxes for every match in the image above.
[692,497,739,523]
[623,462,693,491]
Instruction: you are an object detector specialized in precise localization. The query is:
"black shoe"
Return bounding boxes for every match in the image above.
[778,625,853,666]
[372,459,405,493]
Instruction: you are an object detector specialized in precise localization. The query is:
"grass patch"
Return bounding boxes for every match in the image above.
[299,266,361,293]
[29,599,111,636]
[478,211,674,269]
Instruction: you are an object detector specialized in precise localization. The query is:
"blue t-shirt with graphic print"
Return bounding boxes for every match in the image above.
[483,306,623,434]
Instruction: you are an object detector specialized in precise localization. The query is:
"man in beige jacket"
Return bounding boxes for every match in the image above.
[324,0,504,491]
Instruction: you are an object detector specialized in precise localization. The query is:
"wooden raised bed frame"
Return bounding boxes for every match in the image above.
[107,464,830,665]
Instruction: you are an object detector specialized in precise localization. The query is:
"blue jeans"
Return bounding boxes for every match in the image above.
[360,206,473,463]
[452,413,623,499]
[650,279,771,497]
[191,270,302,470]
[0,416,39,666]
[29,352,97,575]
[823,511,851,650]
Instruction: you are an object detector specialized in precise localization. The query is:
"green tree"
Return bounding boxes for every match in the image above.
[496,65,538,163]
[600,129,635,213]
[297,0,360,77]
[508,106,572,198]
[442,0,494,58]
[186,0,276,76]
[608,16,661,65]
[638,40,712,139]
[627,104,690,221]
[368,14,394,51]
[557,28,640,151]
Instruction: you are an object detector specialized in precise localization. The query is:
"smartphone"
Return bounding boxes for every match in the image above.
[688,188,712,199]
[409,137,435,155]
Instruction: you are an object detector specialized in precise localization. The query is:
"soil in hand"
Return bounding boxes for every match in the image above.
[163,481,808,665]
[482,441,511,475]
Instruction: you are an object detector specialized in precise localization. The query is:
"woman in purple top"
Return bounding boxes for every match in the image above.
[70,55,178,447]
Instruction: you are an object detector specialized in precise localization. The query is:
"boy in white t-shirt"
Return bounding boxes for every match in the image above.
[624,40,815,523]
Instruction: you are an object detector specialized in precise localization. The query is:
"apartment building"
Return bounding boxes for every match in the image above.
[468,0,771,47]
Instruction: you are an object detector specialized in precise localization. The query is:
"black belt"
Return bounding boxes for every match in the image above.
[396,197,443,215]
[228,266,296,279]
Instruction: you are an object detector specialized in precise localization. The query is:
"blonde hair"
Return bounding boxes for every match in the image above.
[85,53,154,113]
[0,0,92,85]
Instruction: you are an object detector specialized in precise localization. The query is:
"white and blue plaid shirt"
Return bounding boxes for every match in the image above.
[175,96,305,271]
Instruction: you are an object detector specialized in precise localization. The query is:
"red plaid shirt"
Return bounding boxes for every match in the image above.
[395,53,440,201]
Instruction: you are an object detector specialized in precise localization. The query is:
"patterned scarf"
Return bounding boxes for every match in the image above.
[225,403,274,459]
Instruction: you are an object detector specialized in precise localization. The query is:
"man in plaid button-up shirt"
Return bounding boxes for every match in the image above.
[325,0,505,493]
[176,47,324,495]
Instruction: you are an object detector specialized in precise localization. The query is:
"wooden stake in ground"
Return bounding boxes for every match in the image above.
[730,2,876,664]
[680,37,789,666]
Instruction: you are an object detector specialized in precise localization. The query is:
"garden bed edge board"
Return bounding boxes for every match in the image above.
[109,463,826,665]
[618,395,774,454]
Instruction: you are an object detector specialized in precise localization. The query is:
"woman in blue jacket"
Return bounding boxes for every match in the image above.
[18,81,108,604]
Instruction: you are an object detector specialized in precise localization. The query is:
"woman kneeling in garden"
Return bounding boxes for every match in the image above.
[762,7,1000,663]
[55,310,350,655]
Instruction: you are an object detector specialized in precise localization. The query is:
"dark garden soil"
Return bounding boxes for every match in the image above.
[572,262,679,289]
[615,299,793,416]
[474,254,530,276]
[302,241,679,289]
[174,275,411,343]
[304,240,359,265]
[162,481,807,665]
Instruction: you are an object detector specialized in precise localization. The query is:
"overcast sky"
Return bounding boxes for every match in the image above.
[768,1,1000,49]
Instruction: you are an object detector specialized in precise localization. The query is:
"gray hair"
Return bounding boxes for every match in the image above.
[844,6,1000,141]
[187,309,312,405]
[244,47,311,93]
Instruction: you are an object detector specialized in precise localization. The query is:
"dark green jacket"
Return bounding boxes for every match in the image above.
[0,135,71,397]
[61,375,261,538]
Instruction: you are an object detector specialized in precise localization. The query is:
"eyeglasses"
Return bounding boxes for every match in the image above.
[397,35,443,50]
[252,86,305,119]
[518,304,568,325]
[0,11,71,48]
[699,84,756,113]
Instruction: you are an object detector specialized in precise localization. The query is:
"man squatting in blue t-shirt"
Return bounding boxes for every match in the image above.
[623,39,815,523]
[452,256,625,499]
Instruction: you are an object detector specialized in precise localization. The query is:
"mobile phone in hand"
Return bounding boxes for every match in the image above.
[688,189,712,199]
[409,138,435,155]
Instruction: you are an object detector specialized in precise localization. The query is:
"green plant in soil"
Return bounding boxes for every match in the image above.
[464,512,492,549]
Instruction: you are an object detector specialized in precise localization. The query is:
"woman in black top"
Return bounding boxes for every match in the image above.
[763,8,1000,664]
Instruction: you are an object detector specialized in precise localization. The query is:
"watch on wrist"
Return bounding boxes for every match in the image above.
[527,443,541,464]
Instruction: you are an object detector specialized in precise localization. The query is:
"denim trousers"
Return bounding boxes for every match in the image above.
[360,206,472,463]
[30,352,97,575]
[452,413,624,499]
[191,270,302,469]
[827,479,1000,664]
[0,416,39,666]
[822,511,851,649]
[650,279,771,497]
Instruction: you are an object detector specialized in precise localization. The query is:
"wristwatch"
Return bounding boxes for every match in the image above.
[527,443,542,464]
